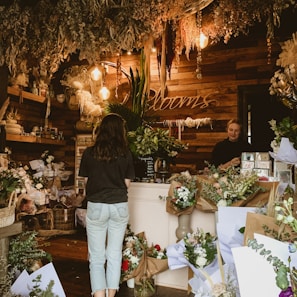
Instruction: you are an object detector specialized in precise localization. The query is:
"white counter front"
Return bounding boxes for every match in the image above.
[128,182,216,290]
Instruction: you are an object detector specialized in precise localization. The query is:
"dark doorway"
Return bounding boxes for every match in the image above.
[238,84,291,152]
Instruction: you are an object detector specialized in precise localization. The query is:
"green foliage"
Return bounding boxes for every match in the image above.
[0,256,18,297]
[29,275,58,297]
[269,117,297,149]
[8,231,52,273]
[130,50,147,120]
[106,103,142,131]
[127,125,187,161]
[248,238,293,292]
[0,166,26,207]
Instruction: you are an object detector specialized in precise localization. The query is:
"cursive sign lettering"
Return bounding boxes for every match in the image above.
[147,89,219,111]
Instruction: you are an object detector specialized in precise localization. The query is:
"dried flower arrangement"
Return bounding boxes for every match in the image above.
[0,0,295,83]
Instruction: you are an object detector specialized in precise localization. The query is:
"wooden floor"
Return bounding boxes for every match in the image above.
[44,228,192,297]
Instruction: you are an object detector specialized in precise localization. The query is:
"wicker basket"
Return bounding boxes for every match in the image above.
[0,191,17,228]
[53,205,75,230]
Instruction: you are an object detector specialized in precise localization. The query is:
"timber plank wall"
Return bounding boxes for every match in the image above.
[106,26,294,171]
[1,19,297,176]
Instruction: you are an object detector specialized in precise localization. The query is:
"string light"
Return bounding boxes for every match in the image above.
[99,86,110,100]
[199,32,208,49]
[90,66,102,81]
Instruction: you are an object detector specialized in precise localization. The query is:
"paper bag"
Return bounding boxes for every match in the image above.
[243,212,294,246]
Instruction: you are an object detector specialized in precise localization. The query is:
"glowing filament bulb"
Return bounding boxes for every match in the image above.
[91,67,102,81]
[199,32,209,49]
[99,86,110,100]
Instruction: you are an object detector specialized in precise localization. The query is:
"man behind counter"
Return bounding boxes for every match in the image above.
[212,119,252,170]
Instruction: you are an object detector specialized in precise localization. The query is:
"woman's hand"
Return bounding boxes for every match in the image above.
[219,157,240,170]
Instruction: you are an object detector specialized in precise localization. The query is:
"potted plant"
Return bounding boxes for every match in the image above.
[127,125,187,162]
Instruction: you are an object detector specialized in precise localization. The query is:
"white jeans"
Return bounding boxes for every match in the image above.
[86,201,129,295]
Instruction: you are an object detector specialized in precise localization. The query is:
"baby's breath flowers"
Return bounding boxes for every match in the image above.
[161,171,198,211]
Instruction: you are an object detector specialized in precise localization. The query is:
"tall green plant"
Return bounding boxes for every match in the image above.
[130,49,148,120]
[107,49,148,131]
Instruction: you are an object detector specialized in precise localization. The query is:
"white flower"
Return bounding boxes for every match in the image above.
[35,183,43,190]
[130,255,140,265]
[217,199,227,207]
[212,283,227,297]
[213,173,219,179]
[196,256,207,267]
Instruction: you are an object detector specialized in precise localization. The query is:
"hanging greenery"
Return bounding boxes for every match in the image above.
[0,0,296,82]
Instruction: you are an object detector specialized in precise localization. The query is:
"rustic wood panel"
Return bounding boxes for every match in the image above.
[2,20,297,175]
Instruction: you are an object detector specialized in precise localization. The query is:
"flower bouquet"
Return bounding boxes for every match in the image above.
[121,226,146,282]
[161,171,198,216]
[184,228,217,270]
[121,225,169,297]
[198,164,261,212]
[167,228,239,297]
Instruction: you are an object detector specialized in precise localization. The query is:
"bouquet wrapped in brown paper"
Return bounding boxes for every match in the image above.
[121,231,146,282]
[196,164,269,212]
[121,228,168,284]
[161,171,198,216]
[134,243,168,297]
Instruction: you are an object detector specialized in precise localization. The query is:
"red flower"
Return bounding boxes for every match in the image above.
[154,244,161,251]
[121,259,129,271]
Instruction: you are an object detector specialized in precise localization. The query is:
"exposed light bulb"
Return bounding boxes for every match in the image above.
[90,67,102,81]
[99,86,110,100]
[199,32,209,49]
[151,47,157,53]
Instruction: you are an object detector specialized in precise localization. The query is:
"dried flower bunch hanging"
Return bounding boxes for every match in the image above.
[269,32,297,109]
[0,0,295,82]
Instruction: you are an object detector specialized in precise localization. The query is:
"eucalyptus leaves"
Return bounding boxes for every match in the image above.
[248,238,297,296]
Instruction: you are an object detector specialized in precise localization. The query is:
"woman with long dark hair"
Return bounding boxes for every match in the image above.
[79,113,135,297]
